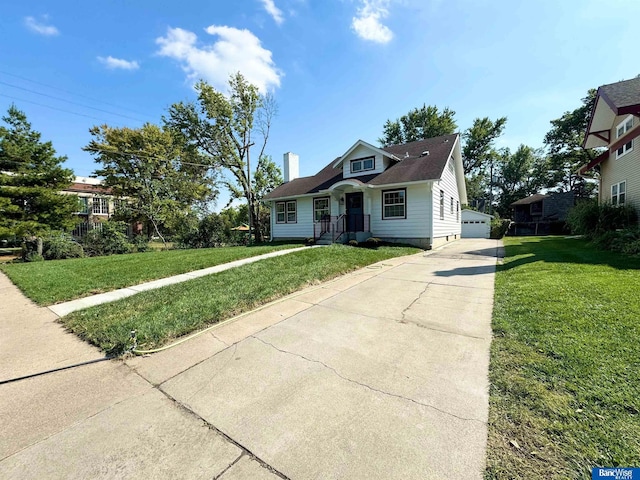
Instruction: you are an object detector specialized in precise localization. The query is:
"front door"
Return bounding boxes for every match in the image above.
[346,192,364,232]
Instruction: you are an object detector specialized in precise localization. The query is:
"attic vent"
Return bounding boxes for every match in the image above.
[444,138,449,142]
[421,150,429,156]
[404,152,409,158]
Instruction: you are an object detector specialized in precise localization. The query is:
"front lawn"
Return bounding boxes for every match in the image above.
[62,245,420,355]
[486,237,640,479]
[0,243,300,305]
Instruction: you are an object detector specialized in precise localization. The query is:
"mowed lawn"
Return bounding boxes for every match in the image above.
[62,245,420,355]
[0,244,300,305]
[487,237,640,479]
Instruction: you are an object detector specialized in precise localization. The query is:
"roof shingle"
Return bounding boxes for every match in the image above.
[265,134,458,200]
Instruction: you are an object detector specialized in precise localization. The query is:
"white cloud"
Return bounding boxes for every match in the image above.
[24,16,59,36]
[351,0,394,44]
[156,26,282,93]
[97,56,140,70]
[261,0,284,25]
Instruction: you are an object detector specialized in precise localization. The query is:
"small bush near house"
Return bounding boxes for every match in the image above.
[43,233,85,260]
[363,237,381,249]
[566,200,637,237]
[348,240,359,247]
[490,214,511,239]
[81,221,133,257]
[305,238,315,246]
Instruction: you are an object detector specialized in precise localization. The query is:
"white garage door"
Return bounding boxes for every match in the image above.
[462,219,490,238]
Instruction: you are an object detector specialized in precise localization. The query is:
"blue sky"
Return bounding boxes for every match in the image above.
[1,0,638,207]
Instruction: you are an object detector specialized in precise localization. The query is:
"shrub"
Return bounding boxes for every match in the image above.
[131,235,150,253]
[348,240,359,247]
[42,233,84,260]
[364,237,381,249]
[305,238,315,246]
[567,200,637,237]
[24,251,44,262]
[490,215,511,239]
[81,222,133,257]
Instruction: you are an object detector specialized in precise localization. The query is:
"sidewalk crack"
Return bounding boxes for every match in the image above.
[250,335,485,424]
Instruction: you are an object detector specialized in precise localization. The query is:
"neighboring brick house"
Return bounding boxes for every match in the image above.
[61,177,116,222]
[510,191,574,235]
[580,77,640,215]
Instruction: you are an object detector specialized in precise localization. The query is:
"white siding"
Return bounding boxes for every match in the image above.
[271,197,314,239]
[601,114,640,212]
[432,156,462,240]
[370,183,432,239]
[342,145,386,179]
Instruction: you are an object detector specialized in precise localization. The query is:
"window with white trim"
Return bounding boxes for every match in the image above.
[616,116,634,158]
[439,190,444,220]
[611,181,626,206]
[275,200,297,223]
[351,157,374,174]
[450,196,454,214]
[382,189,406,219]
[92,197,109,215]
[456,201,460,221]
[313,197,330,222]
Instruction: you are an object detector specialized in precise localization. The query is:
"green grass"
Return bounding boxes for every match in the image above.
[0,243,300,305]
[61,245,419,355]
[486,236,640,479]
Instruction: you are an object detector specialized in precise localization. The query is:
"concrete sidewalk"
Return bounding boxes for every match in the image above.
[1,239,500,479]
[48,245,311,317]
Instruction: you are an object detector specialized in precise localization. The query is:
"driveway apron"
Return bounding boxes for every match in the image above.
[153,238,501,479]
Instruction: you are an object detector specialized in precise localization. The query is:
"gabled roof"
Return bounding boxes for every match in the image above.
[64,182,112,195]
[332,139,401,168]
[265,134,459,200]
[599,77,640,112]
[510,193,547,207]
[584,78,640,149]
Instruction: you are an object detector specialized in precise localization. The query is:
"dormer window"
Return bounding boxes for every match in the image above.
[616,115,634,158]
[351,157,374,173]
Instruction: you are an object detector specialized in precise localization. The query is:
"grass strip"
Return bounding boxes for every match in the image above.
[486,236,640,479]
[62,245,420,355]
[0,243,300,305]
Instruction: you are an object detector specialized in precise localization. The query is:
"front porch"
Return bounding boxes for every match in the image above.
[313,181,373,245]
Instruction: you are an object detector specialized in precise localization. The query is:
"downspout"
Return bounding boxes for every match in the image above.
[269,201,274,242]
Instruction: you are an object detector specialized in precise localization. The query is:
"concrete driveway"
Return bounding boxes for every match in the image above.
[1,239,500,479]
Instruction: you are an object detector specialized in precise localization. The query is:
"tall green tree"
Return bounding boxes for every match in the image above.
[462,117,508,210]
[84,123,216,245]
[0,105,78,238]
[494,145,549,216]
[378,105,457,146]
[165,73,278,242]
[543,89,598,197]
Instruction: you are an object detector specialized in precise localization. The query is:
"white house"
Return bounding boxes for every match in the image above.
[461,209,493,239]
[264,134,467,249]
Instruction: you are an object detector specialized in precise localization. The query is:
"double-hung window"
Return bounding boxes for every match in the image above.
[439,190,444,220]
[456,201,460,221]
[92,197,109,215]
[351,157,374,174]
[276,200,297,223]
[313,197,330,222]
[383,189,406,219]
[611,181,626,206]
[616,116,634,158]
